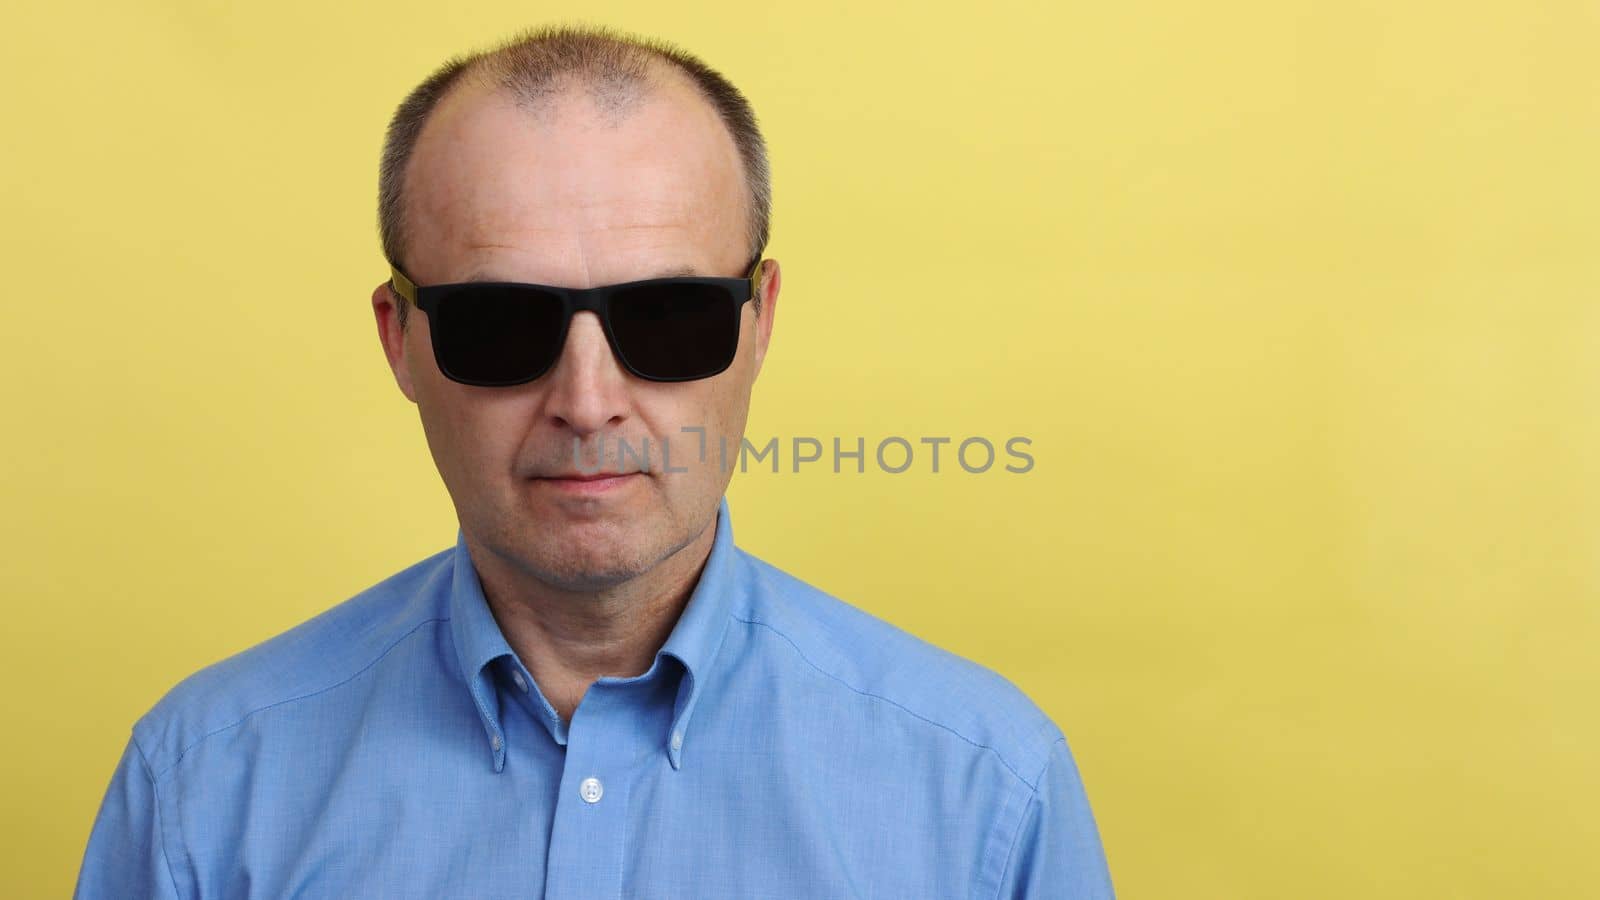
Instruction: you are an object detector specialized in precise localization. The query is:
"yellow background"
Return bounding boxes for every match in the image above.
[4,1,1596,897]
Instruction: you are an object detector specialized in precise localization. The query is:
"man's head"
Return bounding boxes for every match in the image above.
[371,24,781,593]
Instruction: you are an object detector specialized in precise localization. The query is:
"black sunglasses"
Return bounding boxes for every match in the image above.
[387,254,765,386]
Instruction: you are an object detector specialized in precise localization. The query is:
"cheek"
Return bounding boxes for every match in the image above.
[419,390,532,478]
[634,386,741,476]
[691,381,724,425]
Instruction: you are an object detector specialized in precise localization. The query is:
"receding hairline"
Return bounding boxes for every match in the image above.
[458,44,688,124]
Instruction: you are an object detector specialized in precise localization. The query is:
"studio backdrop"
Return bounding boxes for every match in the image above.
[3,1,1596,897]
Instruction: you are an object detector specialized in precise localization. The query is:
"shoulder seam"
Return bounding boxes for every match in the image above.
[149,616,449,780]
[991,779,1042,900]
[737,614,1040,788]
[988,738,1064,900]
[131,731,187,899]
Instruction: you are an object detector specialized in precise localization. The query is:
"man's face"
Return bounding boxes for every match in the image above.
[372,71,778,592]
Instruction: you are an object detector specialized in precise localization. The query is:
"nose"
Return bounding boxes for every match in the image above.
[539,311,630,436]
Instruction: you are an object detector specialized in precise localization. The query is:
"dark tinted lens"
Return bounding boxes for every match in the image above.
[430,286,567,385]
[608,283,740,380]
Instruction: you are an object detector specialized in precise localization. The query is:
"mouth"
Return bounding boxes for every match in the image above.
[530,471,644,496]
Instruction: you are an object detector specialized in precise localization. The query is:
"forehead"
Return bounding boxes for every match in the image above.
[403,69,747,278]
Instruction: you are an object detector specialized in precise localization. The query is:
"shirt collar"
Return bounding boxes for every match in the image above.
[448,495,740,773]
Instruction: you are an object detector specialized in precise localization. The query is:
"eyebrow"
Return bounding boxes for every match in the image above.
[461,264,701,284]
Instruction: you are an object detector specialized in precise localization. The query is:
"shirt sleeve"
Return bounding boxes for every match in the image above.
[993,735,1116,900]
[74,732,186,900]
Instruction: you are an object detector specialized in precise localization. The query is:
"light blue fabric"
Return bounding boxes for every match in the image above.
[75,496,1114,898]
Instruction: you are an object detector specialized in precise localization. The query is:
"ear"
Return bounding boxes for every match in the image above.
[750,258,781,380]
[372,281,419,403]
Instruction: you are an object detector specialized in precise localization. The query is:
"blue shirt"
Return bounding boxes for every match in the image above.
[75,496,1114,899]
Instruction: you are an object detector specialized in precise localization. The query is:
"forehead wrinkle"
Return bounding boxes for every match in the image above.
[453,237,708,284]
[462,221,697,243]
[459,195,709,238]
[419,179,702,255]
[451,225,710,271]
[458,263,703,283]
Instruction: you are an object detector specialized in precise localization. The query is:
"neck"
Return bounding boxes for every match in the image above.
[468,519,717,722]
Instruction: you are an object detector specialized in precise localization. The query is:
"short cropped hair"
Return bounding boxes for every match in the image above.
[377,23,773,329]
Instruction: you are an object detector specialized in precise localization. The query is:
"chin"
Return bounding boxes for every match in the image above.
[531,521,658,587]
[540,545,655,592]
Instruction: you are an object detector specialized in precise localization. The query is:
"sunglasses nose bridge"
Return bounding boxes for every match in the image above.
[545,308,630,391]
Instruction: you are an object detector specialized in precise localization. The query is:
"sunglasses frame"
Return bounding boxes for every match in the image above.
[387,254,765,386]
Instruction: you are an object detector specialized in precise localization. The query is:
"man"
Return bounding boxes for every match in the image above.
[75,24,1113,899]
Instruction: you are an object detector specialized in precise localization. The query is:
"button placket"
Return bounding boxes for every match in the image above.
[541,684,641,899]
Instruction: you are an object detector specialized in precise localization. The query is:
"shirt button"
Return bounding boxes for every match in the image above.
[579,777,604,804]
[491,734,502,752]
[670,731,683,750]
[511,670,528,692]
